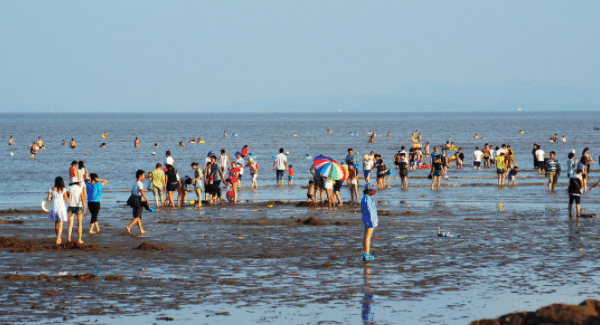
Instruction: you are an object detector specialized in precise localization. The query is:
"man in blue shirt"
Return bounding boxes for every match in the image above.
[361,183,378,261]
[346,148,360,171]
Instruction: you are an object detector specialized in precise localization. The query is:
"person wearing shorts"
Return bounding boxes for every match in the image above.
[399,157,408,189]
[545,151,561,191]
[324,178,335,210]
[333,179,343,206]
[495,152,507,186]
[126,170,150,235]
[473,147,483,170]
[67,179,86,244]
[361,183,378,261]
[363,154,374,183]
[149,163,166,207]
[568,169,584,218]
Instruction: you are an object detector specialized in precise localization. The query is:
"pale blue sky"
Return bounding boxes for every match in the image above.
[1,0,598,112]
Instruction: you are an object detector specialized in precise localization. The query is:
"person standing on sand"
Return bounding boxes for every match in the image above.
[8,136,15,145]
[430,156,444,190]
[545,151,561,192]
[47,177,69,245]
[535,145,547,175]
[569,169,584,218]
[210,155,225,203]
[234,152,245,189]
[310,165,324,204]
[273,148,287,186]
[165,164,179,207]
[67,178,86,244]
[473,147,483,170]
[495,152,507,186]
[580,147,594,176]
[363,154,374,183]
[149,163,166,207]
[191,162,203,208]
[219,149,231,178]
[361,183,378,261]
[347,164,359,204]
[126,170,150,235]
[246,157,259,189]
[86,173,107,234]
[531,143,538,170]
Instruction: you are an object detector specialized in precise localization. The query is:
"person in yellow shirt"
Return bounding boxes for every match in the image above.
[495,152,507,186]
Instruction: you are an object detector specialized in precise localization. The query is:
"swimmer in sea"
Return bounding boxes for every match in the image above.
[134,137,140,148]
[224,131,227,137]
[197,137,202,143]
[62,140,66,146]
[153,143,158,148]
[8,136,14,145]
[37,137,45,151]
[100,143,106,148]
[473,133,481,140]
[327,129,333,133]
[179,142,185,147]
[102,131,107,138]
[70,139,77,149]
[368,135,374,143]
[30,142,37,158]
[561,135,566,142]
[387,132,391,137]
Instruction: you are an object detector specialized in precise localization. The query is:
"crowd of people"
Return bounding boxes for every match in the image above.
[5,132,597,259]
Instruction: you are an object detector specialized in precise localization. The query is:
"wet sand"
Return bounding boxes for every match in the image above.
[0,197,599,324]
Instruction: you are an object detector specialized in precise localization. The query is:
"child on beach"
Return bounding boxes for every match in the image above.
[361,183,378,261]
[288,165,294,185]
[225,178,238,203]
[48,177,70,245]
[126,170,150,235]
[307,180,315,202]
[67,178,86,244]
[399,153,408,189]
[508,166,518,186]
[566,152,577,178]
[247,157,259,189]
[347,164,359,203]
[568,169,584,218]
[191,162,203,208]
[86,173,107,234]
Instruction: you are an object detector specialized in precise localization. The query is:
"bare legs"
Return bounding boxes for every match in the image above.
[363,228,374,255]
[67,211,84,244]
[54,221,63,245]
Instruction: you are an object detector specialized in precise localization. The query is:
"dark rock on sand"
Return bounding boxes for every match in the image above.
[296,217,323,226]
[470,299,600,325]
[135,242,165,250]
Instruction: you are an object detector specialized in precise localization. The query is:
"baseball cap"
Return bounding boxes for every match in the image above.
[365,183,377,191]
[235,152,241,156]
[207,151,214,156]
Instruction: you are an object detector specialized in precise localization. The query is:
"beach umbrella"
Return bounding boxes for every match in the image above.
[313,155,333,169]
[313,156,348,181]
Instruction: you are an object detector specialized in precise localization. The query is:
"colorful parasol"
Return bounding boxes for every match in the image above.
[313,155,348,181]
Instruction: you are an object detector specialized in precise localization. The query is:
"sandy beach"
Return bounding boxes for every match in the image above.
[1,195,599,324]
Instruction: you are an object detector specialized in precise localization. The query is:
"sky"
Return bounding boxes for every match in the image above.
[0,0,599,112]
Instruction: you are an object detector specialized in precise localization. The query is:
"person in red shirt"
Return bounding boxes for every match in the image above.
[288,165,294,185]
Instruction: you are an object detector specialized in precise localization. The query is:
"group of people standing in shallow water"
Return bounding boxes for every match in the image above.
[47,160,107,244]
[36,131,600,241]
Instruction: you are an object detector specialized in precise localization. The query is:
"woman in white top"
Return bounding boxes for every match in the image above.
[47,177,70,245]
[67,178,86,244]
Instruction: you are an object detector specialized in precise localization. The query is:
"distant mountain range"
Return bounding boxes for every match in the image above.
[4,81,599,113]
